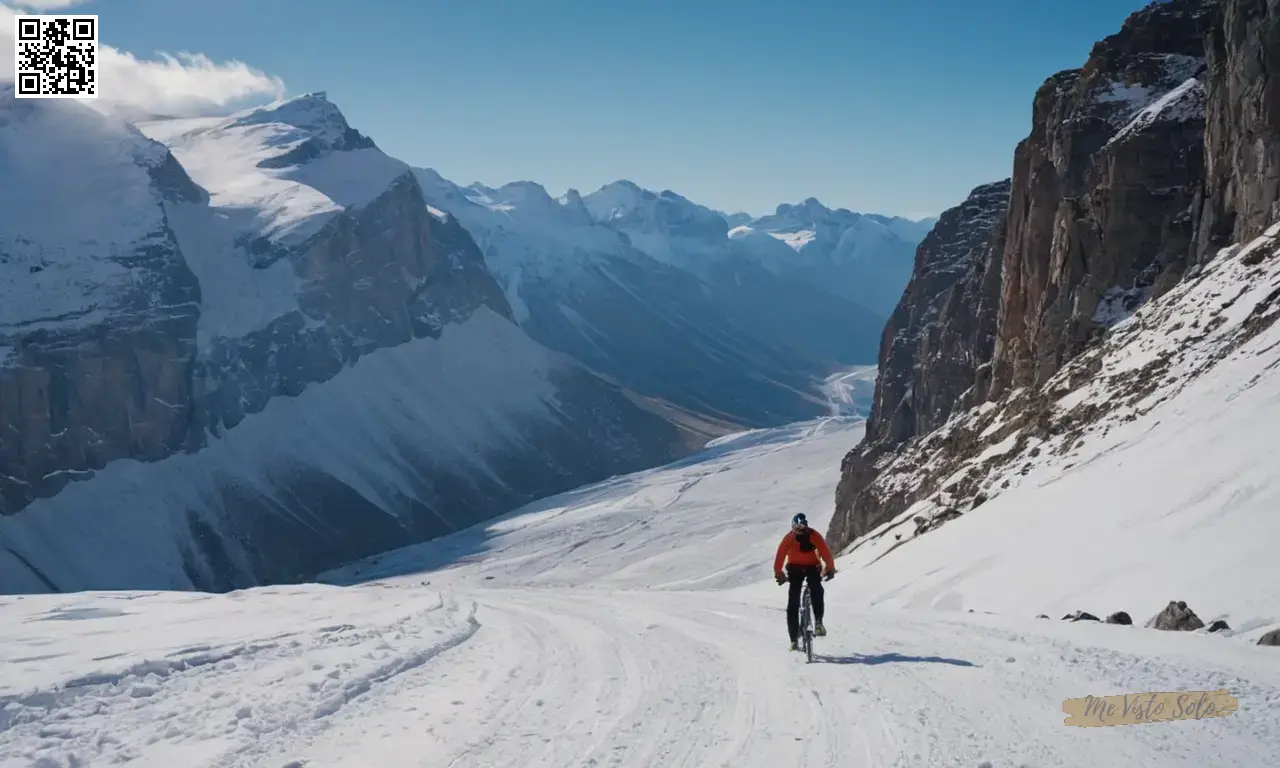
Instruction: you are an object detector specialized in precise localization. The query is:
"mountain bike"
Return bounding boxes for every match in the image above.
[798,571,835,663]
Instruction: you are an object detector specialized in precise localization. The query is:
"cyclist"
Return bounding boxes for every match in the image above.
[773,513,836,651]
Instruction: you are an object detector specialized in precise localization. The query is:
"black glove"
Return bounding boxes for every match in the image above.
[775,574,786,585]
[823,570,836,582]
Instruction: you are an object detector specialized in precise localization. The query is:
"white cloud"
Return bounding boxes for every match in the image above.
[1,3,286,117]
[9,0,91,9]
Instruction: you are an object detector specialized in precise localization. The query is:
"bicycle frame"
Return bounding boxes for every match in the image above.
[800,582,815,662]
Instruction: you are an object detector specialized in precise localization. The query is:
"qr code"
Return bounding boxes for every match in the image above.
[13,15,98,99]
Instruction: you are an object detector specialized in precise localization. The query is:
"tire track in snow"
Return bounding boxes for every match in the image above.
[0,591,476,768]
[308,587,739,768]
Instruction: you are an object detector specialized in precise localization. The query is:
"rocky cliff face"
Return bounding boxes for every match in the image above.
[830,181,1011,547]
[862,180,1012,449]
[0,90,203,512]
[1196,0,1280,254]
[988,0,1215,396]
[0,93,694,593]
[830,0,1275,551]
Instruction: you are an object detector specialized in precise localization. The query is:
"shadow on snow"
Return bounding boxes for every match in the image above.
[813,652,978,667]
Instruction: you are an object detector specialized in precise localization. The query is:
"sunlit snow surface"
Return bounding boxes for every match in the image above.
[4,407,1279,766]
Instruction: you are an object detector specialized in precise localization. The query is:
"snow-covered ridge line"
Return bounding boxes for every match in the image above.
[138,93,410,247]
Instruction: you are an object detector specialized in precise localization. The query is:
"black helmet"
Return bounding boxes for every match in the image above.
[791,513,808,528]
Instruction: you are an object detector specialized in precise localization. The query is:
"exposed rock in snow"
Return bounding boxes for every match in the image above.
[1147,600,1206,631]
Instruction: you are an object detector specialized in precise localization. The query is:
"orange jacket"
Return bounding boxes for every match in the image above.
[774,529,834,576]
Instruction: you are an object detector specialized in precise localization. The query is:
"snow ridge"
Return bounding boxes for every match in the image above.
[139,93,409,247]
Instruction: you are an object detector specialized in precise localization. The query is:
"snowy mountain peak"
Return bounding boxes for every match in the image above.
[461,180,597,226]
[582,181,722,227]
[494,180,554,204]
[226,91,359,148]
[582,180,656,222]
[558,188,592,221]
[775,197,832,220]
[580,180,731,265]
[138,93,408,246]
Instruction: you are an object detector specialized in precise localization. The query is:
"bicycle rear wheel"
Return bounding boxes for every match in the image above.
[800,585,814,662]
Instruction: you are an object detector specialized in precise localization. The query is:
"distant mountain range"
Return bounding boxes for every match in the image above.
[415,170,929,428]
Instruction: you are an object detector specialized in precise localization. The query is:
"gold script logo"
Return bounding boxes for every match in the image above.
[1062,689,1239,727]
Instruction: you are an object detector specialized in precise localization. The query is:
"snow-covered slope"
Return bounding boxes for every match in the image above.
[4,414,1277,766]
[414,168,886,429]
[0,309,692,592]
[326,416,866,591]
[834,221,1280,627]
[820,365,879,416]
[0,85,179,337]
[0,92,695,592]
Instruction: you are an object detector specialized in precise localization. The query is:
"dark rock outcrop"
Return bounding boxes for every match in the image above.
[1207,619,1231,632]
[1146,600,1206,631]
[1063,611,1101,622]
[864,180,1013,448]
[830,181,1011,545]
[1259,628,1280,646]
[1106,611,1134,625]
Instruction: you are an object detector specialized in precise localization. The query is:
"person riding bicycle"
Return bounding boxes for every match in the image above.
[774,513,836,651]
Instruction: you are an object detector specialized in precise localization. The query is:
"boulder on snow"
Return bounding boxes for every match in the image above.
[1063,611,1100,622]
[1258,629,1280,647]
[1105,611,1133,625]
[1145,600,1205,631]
[1036,614,1050,619]
[1207,620,1230,633]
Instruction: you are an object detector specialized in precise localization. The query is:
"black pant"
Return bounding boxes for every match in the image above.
[786,564,825,641]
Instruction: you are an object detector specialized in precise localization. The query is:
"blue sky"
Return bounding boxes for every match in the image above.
[93,0,1148,218]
